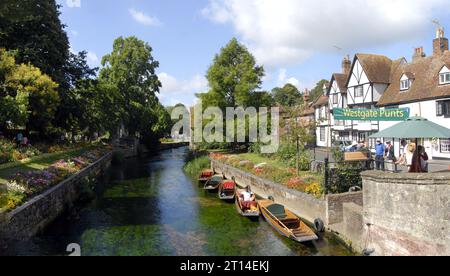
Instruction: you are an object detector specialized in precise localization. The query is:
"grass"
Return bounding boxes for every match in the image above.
[0,147,92,185]
[183,156,211,176]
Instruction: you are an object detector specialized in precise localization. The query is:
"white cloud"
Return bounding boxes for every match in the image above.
[158,73,208,106]
[66,0,81,8]
[277,68,300,88]
[202,0,449,67]
[87,51,99,65]
[129,8,163,27]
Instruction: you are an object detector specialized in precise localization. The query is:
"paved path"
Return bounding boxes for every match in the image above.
[309,147,450,173]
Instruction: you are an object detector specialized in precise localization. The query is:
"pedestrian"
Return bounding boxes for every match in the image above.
[409,145,429,173]
[15,132,23,147]
[386,141,396,162]
[375,139,386,171]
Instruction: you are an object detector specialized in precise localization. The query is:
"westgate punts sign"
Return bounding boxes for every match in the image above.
[333,108,410,121]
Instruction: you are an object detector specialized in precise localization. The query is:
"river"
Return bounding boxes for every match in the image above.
[2,147,353,256]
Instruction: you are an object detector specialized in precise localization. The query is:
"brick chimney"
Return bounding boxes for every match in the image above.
[303,89,310,103]
[412,47,426,62]
[342,55,351,75]
[433,27,449,56]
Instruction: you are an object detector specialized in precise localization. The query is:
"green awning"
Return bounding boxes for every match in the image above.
[370,117,450,139]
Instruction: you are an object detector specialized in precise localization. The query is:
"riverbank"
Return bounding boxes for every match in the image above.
[0,150,113,244]
[1,147,354,256]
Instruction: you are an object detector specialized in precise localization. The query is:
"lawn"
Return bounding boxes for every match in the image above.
[0,147,92,186]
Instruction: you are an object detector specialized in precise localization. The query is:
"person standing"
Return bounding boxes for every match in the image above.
[386,141,395,161]
[375,139,386,171]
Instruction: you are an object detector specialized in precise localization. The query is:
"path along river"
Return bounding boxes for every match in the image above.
[2,147,353,256]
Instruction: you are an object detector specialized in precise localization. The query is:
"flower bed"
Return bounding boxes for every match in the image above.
[0,147,111,211]
[210,153,324,198]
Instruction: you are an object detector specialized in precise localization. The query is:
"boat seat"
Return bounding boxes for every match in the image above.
[267,204,287,220]
[282,218,300,229]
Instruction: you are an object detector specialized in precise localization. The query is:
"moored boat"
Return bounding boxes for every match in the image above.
[259,198,318,243]
[204,174,223,191]
[235,186,260,218]
[198,169,214,183]
[218,179,236,200]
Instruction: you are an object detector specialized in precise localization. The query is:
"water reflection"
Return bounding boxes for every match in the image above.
[1,147,353,256]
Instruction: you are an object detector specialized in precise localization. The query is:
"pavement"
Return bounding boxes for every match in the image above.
[309,147,450,173]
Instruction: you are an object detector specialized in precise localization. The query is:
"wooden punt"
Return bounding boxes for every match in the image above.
[218,179,236,200]
[259,199,318,243]
[198,169,214,183]
[204,175,223,191]
[235,187,260,218]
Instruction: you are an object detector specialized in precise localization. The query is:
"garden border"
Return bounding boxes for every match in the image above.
[0,151,112,243]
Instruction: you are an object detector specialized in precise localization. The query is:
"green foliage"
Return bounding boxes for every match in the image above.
[0,0,70,90]
[309,79,329,103]
[183,155,211,177]
[202,38,265,109]
[100,36,170,142]
[0,190,26,211]
[272,84,303,107]
[0,48,59,132]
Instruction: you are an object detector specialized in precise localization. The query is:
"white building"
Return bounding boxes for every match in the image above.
[316,27,450,160]
[378,29,450,160]
[314,88,332,148]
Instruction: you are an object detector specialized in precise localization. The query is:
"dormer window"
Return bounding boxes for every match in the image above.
[400,79,411,90]
[400,73,414,91]
[440,66,450,85]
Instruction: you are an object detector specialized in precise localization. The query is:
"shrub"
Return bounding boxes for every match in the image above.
[184,156,211,176]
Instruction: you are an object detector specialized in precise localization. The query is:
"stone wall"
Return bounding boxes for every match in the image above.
[0,153,112,243]
[362,171,450,256]
[326,192,363,225]
[211,159,327,224]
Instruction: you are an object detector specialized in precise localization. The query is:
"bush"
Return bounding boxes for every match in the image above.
[112,151,125,165]
[183,155,210,176]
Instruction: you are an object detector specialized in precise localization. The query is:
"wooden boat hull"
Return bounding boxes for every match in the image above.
[218,182,236,200]
[235,189,260,217]
[203,175,223,191]
[198,170,214,183]
[259,199,318,243]
[235,199,260,217]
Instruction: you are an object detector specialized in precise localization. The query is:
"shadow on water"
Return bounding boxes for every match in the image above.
[1,147,354,256]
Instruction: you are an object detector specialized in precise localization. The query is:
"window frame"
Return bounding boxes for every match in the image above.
[440,139,450,153]
[354,86,364,98]
[439,72,450,85]
[400,79,411,91]
[320,127,326,142]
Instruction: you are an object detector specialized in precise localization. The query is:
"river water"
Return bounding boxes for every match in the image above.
[2,147,353,256]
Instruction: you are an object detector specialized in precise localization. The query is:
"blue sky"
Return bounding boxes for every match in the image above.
[59,0,450,106]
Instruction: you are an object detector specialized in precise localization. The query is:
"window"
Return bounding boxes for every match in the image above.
[320,127,326,142]
[333,94,338,105]
[355,86,364,97]
[440,73,450,85]
[400,79,411,91]
[440,139,450,153]
[437,100,450,117]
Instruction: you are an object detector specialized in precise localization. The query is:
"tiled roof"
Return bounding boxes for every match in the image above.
[313,95,329,108]
[333,73,349,92]
[355,53,394,84]
[378,51,450,106]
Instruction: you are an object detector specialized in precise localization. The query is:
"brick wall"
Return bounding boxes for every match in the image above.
[326,192,363,225]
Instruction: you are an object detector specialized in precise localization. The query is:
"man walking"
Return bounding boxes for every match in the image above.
[375,139,386,171]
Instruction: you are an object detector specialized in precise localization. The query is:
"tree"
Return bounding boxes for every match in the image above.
[0,0,70,89]
[0,49,59,133]
[310,79,329,103]
[272,83,303,107]
[100,36,169,142]
[204,38,264,109]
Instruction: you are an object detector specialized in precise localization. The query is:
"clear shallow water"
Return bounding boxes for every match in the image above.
[1,147,353,256]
